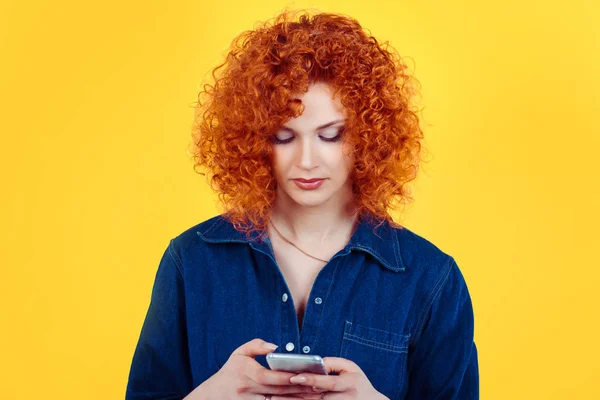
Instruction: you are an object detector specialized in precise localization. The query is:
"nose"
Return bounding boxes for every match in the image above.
[297,137,318,170]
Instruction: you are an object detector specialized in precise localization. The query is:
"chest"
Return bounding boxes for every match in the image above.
[270,241,326,328]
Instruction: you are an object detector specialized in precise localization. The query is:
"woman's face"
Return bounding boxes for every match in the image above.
[271,81,355,209]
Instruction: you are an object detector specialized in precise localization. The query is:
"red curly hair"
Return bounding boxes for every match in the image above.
[189,9,427,240]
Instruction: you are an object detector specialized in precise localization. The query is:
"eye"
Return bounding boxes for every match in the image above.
[271,126,346,145]
[271,134,294,144]
[319,126,345,142]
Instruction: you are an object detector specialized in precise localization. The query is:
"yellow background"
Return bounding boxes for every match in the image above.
[2,0,599,398]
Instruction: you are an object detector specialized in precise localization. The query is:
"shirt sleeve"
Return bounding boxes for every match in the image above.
[125,239,194,400]
[404,257,479,400]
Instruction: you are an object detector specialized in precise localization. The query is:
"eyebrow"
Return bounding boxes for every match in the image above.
[280,119,346,133]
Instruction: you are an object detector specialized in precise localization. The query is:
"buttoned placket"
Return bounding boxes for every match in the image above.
[249,235,352,355]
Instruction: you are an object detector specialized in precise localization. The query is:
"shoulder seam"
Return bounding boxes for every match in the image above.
[167,238,185,279]
[411,256,454,343]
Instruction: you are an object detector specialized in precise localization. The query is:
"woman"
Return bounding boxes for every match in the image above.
[126,9,479,400]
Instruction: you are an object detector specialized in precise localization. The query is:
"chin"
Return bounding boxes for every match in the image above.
[287,189,336,208]
[291,197,331,208]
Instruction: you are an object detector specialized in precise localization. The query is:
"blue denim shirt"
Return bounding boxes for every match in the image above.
[126,213,479,400]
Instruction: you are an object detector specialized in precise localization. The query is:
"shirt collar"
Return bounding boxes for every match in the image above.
[196,213,406,272]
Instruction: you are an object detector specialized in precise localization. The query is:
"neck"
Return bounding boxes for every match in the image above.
[269,187,358,246]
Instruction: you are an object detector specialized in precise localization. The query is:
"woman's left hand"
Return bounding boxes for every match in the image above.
[286,356,389,400]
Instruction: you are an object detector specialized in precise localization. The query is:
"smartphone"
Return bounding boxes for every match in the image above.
[266,353,328,375]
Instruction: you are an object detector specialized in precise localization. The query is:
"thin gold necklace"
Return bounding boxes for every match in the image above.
[268,217,359,263]
[268,219,329,263]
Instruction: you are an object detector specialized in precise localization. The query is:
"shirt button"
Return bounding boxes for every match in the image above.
[314,297,322,304]
[302,346,311,353]
[282,293,288,302]
[285,342,295,352]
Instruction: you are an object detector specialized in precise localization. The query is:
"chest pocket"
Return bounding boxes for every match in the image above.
[339,320,410,400]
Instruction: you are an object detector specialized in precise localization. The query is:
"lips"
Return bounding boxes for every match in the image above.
[293,178,325,183]
[293,178,326,190]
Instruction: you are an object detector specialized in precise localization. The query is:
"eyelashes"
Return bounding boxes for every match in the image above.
[272,127,345,145]
[272,135,342,144]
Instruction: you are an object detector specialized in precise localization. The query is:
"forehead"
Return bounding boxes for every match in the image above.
[283,82,347,130]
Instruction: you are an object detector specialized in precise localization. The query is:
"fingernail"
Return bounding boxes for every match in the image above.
[263,342,278,349]
[290,376,307,383]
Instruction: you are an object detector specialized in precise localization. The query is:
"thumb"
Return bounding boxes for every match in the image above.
[322,357,361,374]
[233,338,279,358]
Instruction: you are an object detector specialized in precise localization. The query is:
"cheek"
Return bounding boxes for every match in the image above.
[272,150,290,177]
[331,152,354,177]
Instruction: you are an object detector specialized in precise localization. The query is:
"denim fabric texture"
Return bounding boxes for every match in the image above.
[126,213,479,400]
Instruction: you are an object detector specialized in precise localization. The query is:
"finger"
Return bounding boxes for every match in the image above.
[250,383,324,396]
[257,395,321,400]
[289,373,353,392]
[232,338,279,358]
[273,393,324,400]
[292,394,324,399]
[321,356,360,374]
[247,364,301,386]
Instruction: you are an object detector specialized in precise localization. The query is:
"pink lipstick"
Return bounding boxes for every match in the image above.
[293,178,325,190]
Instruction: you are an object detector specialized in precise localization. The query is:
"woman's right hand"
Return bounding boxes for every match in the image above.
[185,338,326,400]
